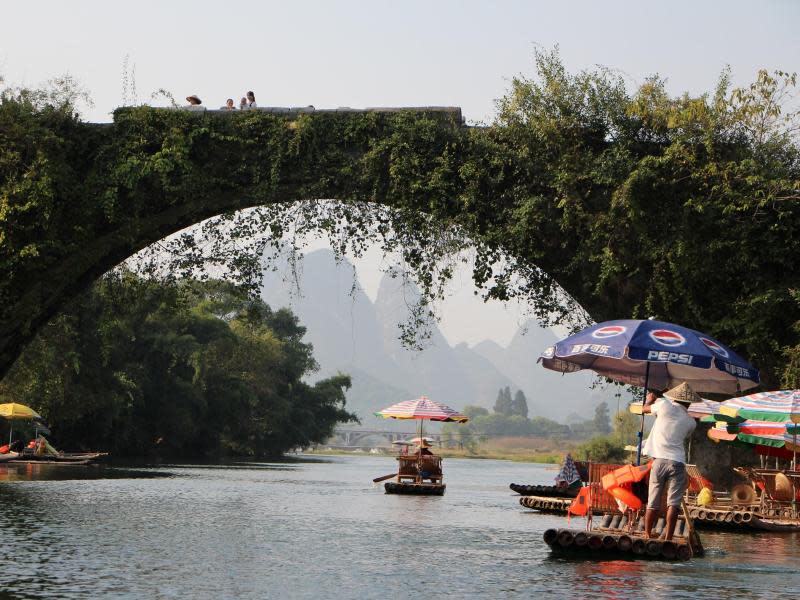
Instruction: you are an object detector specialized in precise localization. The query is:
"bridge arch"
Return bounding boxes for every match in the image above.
[2,96,799,385]
[0,105,585,377]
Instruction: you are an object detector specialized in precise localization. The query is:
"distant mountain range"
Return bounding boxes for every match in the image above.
[260,249,626,427]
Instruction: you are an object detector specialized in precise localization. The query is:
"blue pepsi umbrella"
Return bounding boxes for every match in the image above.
[539,319,759,396]
[539,319,760,465]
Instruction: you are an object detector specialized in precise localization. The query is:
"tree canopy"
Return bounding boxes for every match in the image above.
[0,273,356,457]
[1,50,799,386]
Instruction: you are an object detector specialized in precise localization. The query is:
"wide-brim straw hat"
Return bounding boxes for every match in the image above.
[664,382,703,404]
[186,95,202,105]
[417,440,432,448]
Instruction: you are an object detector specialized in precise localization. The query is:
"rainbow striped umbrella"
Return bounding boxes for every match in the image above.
[718,390,800,423]
[708,391,800,464]
[708,420,800,449]
[375,396,469,422]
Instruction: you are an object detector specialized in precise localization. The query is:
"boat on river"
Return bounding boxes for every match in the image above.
[683,466,800,532]
[544,510,702,561]
[540,462,704,562]
[373,396,468,496]
[384,453,446,495]
[0,451,20,463]
[510,456,587,498]
[509,483,579,497]
[8,452,108,465]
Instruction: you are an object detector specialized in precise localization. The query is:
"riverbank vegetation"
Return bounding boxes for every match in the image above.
[0,273,356,457]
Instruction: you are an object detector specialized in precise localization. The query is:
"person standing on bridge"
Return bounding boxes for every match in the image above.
[245,91,257,108]
[186,94,202,106]
[641,383,699,541]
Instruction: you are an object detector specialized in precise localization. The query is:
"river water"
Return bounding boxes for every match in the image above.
[0,456,798,599]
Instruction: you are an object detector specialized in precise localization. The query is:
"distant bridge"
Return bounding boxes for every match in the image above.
[328,428,488,449]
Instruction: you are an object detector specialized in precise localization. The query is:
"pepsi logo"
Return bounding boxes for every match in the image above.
[592,325,627,339]
[700,337,729,358]
[649,329,686,347]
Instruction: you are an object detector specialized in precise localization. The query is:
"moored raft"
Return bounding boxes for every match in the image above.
[687,504,800,532]
[509,483,580,497]
[519,495,572,514]
[9,452,108,465]
[384,482,445,495]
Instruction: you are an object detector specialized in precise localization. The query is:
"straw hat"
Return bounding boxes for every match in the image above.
[731,483,756,504]
[186,95,202,105]
[663,382,702,404]
[417,439,432,448]
[774,472,793,501]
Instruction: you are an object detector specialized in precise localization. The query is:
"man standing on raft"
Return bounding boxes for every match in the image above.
[641,382,699,540]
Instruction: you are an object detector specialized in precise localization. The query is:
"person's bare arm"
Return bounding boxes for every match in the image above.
[641,393,657,414]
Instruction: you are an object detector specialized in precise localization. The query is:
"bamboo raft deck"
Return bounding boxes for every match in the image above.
[384,481,446,495]
[544,512,702,561]
[519,495,573,513]
[7,452,108,465]
[510,483,579,497]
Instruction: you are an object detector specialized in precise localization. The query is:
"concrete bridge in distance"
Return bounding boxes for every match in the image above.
[328,428,449,450]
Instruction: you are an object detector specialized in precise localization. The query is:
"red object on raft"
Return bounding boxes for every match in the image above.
[600,462,653,511]
[568,487,591,516]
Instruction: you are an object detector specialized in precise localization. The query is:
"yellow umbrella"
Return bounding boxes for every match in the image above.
[0,403,41,420]
[0,403,42,446]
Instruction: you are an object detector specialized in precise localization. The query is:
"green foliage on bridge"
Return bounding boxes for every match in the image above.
[0,274,356,457]
[1,50,799,386]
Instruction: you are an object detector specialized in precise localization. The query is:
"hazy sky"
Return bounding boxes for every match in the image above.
[2,0,798,345]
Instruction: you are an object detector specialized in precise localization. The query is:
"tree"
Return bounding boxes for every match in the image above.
[613,410,640,445]
[593,402,612,435]
[0,273,357,457]
[576,435,628,463]
[510,390,529,418]
[463,405,490,419]
[493,386,513,416]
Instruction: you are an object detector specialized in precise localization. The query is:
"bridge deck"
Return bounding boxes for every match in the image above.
[115,105,464,124]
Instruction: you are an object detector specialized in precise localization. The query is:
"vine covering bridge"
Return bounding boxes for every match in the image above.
[2,67,799,390]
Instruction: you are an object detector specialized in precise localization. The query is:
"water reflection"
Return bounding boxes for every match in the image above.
[0,463,170,482]
[0,457,798,599]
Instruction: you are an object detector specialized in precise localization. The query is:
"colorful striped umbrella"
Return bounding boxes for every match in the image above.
[707,391,800,465]
[717,390,800,423]
[375,396,468,422]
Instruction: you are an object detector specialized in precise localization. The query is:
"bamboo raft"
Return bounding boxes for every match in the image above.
[8,452,108,465]
[544,512,702,561]
[384,455,446,495]
[522,494,800,532]
[384,481,446,495]
[509,483,579,497]
[686,504,800,532]
[519,495,573,513]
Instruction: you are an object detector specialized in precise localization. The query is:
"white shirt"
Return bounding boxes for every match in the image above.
[642,398,696,463]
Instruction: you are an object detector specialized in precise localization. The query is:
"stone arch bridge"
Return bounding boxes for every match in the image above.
[1,101,798,387]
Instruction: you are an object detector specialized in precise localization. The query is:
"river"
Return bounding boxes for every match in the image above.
[0,456,798,599]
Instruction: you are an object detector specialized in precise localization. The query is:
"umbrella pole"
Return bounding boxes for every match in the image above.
[636,362,652,466]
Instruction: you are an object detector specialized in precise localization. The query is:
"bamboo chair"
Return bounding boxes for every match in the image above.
[396,455,443,484]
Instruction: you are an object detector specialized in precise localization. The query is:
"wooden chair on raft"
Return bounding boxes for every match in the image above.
[396,455,443,484]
